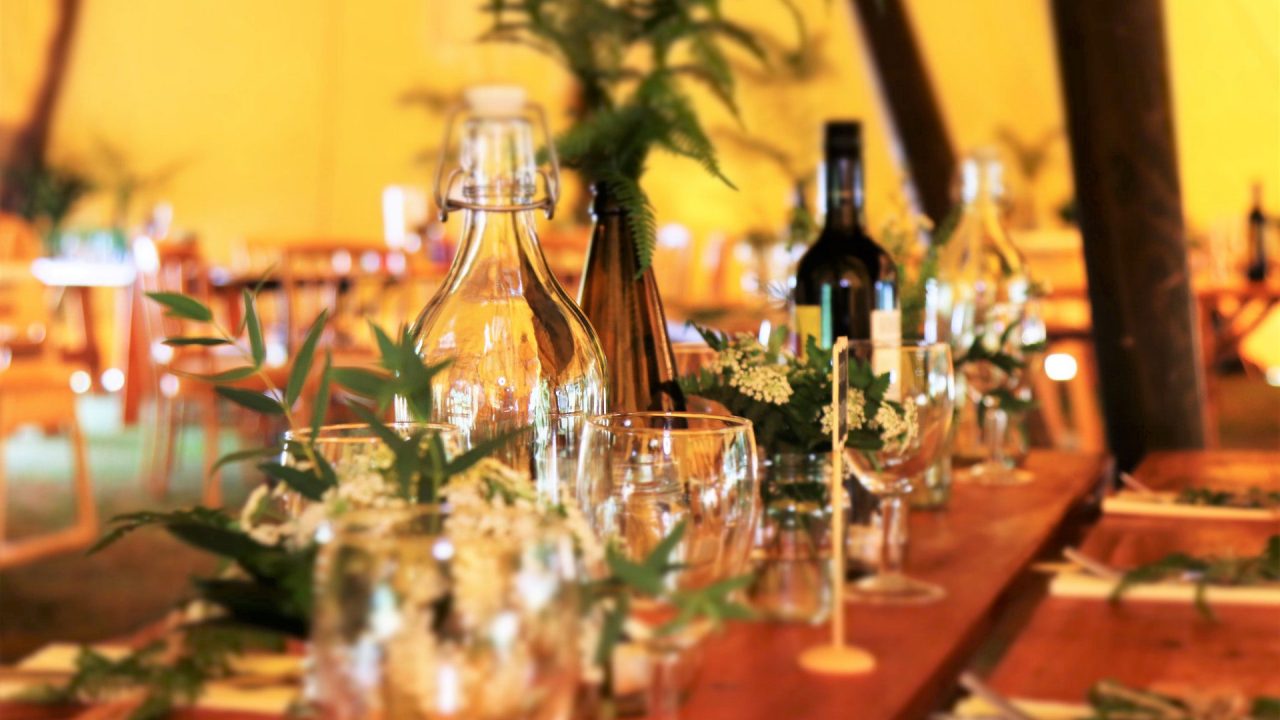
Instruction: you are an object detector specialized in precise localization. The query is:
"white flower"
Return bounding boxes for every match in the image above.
[713,334,793,405]
[819,389,868,437]
[872,400,918,447]
[731,365,793,404]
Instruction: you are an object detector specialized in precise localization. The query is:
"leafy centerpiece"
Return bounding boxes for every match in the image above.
[678,325,918,621]
[679,326,916,456]
[32,291,749,720]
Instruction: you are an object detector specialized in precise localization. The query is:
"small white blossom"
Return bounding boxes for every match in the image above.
[871,401,918,447]
[731,365,793,404]
[819,389,869,437]
[713,334,793,405]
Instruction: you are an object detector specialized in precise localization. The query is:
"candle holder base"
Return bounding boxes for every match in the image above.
[797,644,876,675]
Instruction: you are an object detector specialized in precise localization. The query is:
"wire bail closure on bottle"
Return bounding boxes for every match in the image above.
[432,96,561,222]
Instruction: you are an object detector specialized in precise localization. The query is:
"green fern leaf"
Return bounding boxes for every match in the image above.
[602,171,657,276]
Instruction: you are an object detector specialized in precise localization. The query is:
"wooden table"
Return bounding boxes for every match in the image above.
[1129,449,1280,491]
[987,450,1280,704]
[1,451,1107,720]
[679,451,1105,720]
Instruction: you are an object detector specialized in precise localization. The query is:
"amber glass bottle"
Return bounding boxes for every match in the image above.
[578,184,685,412]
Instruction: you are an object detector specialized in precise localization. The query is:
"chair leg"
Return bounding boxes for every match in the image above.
[0,418,99,569]
[167,393,188,488]
[148,395,175,499]
[202,393,221,508]
[68,414,98,543]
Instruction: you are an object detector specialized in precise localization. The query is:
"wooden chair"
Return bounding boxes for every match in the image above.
[0,214,97,568]
[279,240,412,354]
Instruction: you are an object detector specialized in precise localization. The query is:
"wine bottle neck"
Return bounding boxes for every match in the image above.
[824,152,865,233]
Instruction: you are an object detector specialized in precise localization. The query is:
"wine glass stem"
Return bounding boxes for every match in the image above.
[647,646,682,720]
[984,401,1007,468]
[878,493,908,580]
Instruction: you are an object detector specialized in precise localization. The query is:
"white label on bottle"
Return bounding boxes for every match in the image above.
[870,309,901,345]
[871,309,902,401]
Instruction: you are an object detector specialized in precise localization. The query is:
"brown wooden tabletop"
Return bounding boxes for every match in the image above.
[985,449,1280,706]
[1130,449,1280,492]
[988,598,1280,701]
[675,450,1106,720]
[2,451,1106,720]
[1081,515,1280,568]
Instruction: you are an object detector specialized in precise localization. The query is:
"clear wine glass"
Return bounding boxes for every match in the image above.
[576,413,759,718]
[844,341,954,605]
[278,422,466,514]
[311,505,581,720]
[956,302,1032,485]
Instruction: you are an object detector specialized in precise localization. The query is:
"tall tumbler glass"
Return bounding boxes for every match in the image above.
[311,505,581,720]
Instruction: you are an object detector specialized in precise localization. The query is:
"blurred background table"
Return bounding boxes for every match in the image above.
[986,450,1280,704]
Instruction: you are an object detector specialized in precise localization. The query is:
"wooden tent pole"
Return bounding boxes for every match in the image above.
[0,0,82,210]
[849,0,955,224]
[1050,0,1206,470]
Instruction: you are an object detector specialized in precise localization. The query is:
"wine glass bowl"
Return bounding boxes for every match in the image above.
[578,413,760,589]
[576,412,759,715]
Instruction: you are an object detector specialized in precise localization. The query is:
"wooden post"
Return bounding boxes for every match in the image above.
[850,0,955,224]
[1051,0,1206,471]
[0,0,82,210]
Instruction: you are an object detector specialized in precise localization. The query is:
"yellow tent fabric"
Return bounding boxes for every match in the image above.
[1,0,1276,261]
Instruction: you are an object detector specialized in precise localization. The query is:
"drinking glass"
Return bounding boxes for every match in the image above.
[311,505,581,720]
[956,303,1031,485]
[280,422,465,506]
[576,413,759,717]
[844,341,954,604]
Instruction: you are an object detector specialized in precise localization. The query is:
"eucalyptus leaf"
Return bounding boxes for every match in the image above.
[606,552,663,596]
[242,290,265,367]
[214,386,284,415]
[287,309,328,406]
[257,462,331,502]
[146,292,213,322]
[162,337,230,347]
[211,446,281,474]
[311,353,333,440]
[332,367,393,400]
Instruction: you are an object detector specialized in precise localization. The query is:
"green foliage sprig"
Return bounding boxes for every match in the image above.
[1108,535,1280,621]
[46,290,754,719]
[482,0,784,271]
[44,293,499,717]
[1085,679,1280,719]
[1176,487,1280,510]
[678,324,898,454]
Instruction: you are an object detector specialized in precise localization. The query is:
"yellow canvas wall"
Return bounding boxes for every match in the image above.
[2,0,1277,268]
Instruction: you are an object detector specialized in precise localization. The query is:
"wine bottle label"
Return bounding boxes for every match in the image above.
[870,309,901,345]
[794,304,822,358]
[871,309,902,400]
